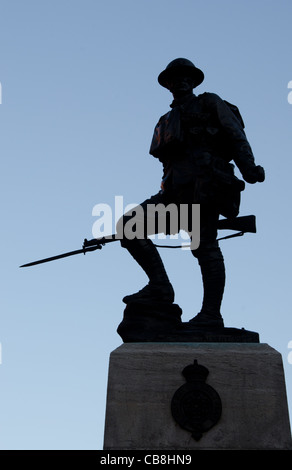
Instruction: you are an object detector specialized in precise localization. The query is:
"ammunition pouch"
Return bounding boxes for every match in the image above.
[211,160,245,218]
[192,155,245,218]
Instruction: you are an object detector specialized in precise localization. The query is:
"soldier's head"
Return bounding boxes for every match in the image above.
[158,58,204,98]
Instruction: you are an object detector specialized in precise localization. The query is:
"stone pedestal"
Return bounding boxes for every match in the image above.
[103,343,292,450]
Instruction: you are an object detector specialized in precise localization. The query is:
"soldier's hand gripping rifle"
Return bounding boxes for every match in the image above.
[19,215,256,268]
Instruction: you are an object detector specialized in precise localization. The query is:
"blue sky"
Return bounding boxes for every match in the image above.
[0,0,291,449]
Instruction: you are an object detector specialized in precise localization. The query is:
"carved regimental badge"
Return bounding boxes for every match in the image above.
[171,360,222,441]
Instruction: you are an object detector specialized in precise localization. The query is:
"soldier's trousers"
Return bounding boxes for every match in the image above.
[116,189,225,316]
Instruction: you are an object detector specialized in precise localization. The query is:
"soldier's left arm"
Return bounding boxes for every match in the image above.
[206,93,265,184]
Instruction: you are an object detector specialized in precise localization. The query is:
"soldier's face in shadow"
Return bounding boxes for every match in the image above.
[166,74,194,97]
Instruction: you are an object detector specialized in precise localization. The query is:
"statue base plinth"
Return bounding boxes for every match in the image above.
[117,301,259,343]
[103,343,292,450]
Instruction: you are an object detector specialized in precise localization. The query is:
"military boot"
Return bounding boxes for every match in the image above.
[121,238,174,304]
[189,245,225,327]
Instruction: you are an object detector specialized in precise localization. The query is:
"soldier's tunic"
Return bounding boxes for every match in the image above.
[150,92,257,218]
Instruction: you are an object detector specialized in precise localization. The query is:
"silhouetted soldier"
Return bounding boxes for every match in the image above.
[117,58,264,327]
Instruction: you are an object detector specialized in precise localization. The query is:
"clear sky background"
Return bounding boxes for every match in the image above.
[0,0,291,450]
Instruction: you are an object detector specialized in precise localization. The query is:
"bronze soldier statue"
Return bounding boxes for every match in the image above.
[117,58,265,327]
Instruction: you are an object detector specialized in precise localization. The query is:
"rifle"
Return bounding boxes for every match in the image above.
[19,215,256,268]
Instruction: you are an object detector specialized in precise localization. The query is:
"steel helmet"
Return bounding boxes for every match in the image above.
[158,58,204,89]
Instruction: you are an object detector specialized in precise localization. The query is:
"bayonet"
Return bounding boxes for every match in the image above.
[19,235,117,268]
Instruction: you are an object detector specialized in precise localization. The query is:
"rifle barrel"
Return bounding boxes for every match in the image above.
[20,215,257,268]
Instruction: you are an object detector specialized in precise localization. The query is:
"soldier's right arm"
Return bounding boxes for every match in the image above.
[205,93,265,184]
